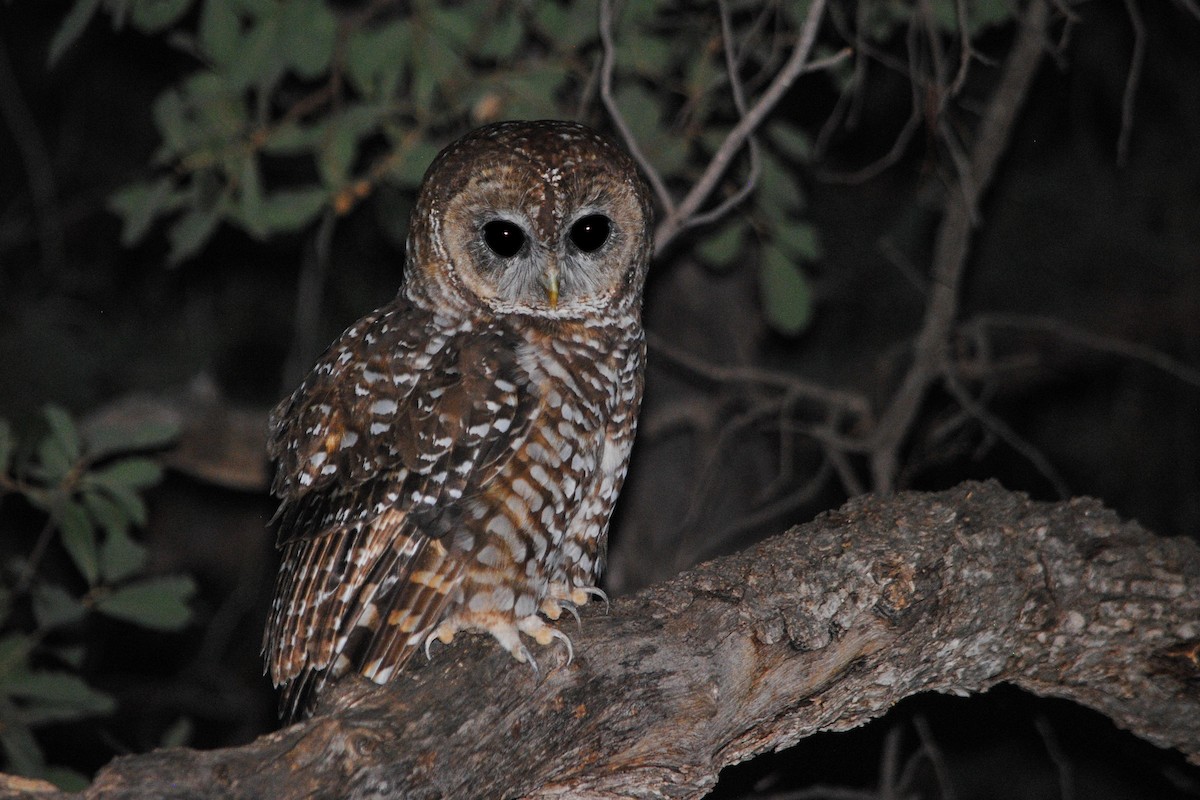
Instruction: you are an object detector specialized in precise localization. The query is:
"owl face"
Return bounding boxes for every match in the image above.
[408,121,653,318]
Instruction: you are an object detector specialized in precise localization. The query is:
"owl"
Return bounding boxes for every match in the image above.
[263,120,654,719]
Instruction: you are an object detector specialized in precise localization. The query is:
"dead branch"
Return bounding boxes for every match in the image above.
[865,0,1051,491]
[24,481,1199,800]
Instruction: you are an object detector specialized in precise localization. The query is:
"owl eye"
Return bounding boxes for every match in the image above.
[569,214,611,253]
[482,220,527,258]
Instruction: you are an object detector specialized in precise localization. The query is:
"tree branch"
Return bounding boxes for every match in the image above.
[866,0,1051,491]
[27,481,1199,799]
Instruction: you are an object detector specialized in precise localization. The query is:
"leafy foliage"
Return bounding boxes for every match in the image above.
[0,407,190,788]
[51,0,835,335]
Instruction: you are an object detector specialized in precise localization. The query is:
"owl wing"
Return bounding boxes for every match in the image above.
[264,297,539,718]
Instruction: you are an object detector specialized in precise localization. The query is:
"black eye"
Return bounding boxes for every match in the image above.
[483,220,526,258]
[569,214,611,253]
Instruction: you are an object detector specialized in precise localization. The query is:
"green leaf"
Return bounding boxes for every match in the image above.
[96,577,196,631]
[98,529,149,584]
[224,10,284,92]
[478,10,524,60]
[2,671,116,718]
[427,5,475,48]
[234,156,266,238]
[262,121,322,156]
[776,220,823,261]
[346,20,410,98]
[109,177,176,246]
[0,635,33,681]
[167,205,223,265]
[48,645,87,671]
[758,151,804,213]
[199,0,240,66]
[160,716,193,748]
[257,188,329,233]
[95,482,148,527]
[82,489,131,539]
[280,0,337,78]
[56,499,100,586]
[152,89,188,156]
[43,405,81,464]
[623,28,672,76]
[32,584,87,631]
[696,220,745,269]
[0,705,44,775]
[0,418,13,474]
[36,438,72,482]
[48,0,103,66]
[534,1,596,50]
[501,67,568,122]
[387,139,442,187]
[43,766,89,793]
[768,120,812,162]
[84,418,180,460]
[130,0,194,33]
[89,457,163,490]
[760,244,812,336]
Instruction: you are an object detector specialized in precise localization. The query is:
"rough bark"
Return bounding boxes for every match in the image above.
[9,481,1199,799]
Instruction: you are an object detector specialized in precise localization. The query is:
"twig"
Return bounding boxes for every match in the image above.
[913,716,959,800]
[648,331,872,419]
[681,0,763,232]
[1035,716,1076,800]
[281,208,337,393]
[699,457,834,561]
[866,0,1049,492]
[0,36,65,277]
[1175,0,1200,21]
[820,14,924,185]
[1117,0,1145,166]
[941,368,1070,498]
[965,312,1200,391]
[654,0,834,253]
[948,0,974,99]
[597,0,675,215]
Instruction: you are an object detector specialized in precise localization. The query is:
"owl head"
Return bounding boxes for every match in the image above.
[404,120,654,319]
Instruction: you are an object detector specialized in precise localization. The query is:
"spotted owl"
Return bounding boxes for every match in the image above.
[263,120,653,719]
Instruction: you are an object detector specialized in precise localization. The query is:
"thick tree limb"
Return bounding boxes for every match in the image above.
[15,481,1199,799]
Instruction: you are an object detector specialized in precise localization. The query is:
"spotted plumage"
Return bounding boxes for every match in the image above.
[264,120,653,719]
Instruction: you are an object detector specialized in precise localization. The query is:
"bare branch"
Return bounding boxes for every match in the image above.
[965,312,1200,390]
[866,0,1050,491]
[597,0,675,215]
[1117,0,1146,166]
[64,482,1200,798]
[654,0,834,253]
[941,369,1071,498]
[648,331,872,420]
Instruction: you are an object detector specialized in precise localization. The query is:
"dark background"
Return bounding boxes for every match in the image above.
[1,1,1198,796]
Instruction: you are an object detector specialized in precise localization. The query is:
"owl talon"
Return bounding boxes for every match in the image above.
[541,598,563,620]
[423,621,458,660]
[575,586,610,614]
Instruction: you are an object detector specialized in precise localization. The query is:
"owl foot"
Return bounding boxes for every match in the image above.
[540,597,582,626]
[546,582,610,613]
[420,612,573,672]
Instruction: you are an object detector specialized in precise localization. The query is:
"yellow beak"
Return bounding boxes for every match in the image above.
[545,269,560,309]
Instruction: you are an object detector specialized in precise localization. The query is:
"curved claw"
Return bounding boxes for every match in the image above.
[579,586,610,614]
[519,644,540,678]
[549,627,575,665]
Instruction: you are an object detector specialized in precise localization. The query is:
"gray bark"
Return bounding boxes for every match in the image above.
[8,481,1198,799]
